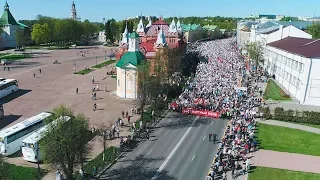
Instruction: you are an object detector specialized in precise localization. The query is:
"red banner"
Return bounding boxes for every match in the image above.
[182,108,220,118]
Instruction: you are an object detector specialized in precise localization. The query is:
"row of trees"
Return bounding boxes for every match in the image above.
[307,23,320,39]
[29,16,99,47]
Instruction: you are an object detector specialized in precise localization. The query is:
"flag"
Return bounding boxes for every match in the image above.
[217,57,223,63]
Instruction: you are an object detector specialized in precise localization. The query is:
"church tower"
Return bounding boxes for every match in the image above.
[71,1,78,20]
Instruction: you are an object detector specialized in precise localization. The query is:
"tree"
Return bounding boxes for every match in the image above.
[307,23,320,39]
[31,23,50,45]
[16,28,28,48]
[105,20,114,44]
[0,155,8,180]
[136,61,150,122]
[247,42,264,74]
[40,105,92,180]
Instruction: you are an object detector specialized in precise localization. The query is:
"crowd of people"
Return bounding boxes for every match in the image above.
[174,38,247,116]
[172,38,261,179]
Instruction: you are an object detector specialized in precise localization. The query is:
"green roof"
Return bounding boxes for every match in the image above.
[1,7,18,25]
[203,25,218,31]
[116,51,146,68]
[18,22,28,29]
[129,32,140,38]
[181,24,202,31]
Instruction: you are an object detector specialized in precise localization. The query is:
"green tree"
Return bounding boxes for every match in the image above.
[31,23,50,45]
[0,155,8,180]
[15,28,28,48]
[105,20,114,44]
[136,61,150,122]
[247,42,264,74]
[307,23,320,39]
[40,105,92,180]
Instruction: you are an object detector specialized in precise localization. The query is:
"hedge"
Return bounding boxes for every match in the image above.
[260,106,320,125]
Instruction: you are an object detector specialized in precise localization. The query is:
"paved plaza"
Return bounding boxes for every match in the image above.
[0,46,141,171]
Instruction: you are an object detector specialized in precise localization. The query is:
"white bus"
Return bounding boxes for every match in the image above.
[0,78,19,99]
[21,116,71,162]
[0,112,52,156]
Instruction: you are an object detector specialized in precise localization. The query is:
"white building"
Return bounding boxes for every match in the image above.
[264,37,320,106]
[98,30,106,42]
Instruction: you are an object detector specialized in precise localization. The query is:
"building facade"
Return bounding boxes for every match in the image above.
[264,37,320,106]
[181,24,205,43]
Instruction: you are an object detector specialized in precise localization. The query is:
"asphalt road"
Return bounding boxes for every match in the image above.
[99,112,228,180]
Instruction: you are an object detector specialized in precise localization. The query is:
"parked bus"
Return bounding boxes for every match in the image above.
[21,116,71,162]
[0,112,52,156]
[0,78,19,99]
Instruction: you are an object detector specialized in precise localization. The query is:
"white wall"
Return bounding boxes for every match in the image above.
[267,25,312,44]
[98,31,106,42]
[304,58,320,106]
[1,25,18,48]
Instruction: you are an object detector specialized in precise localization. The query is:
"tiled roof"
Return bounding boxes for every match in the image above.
[267,37,320,58]
[140,41,155,52]
[152,20,169,25]
[146,24,176,37]
[203,25,218,31]
[116,51,146,68]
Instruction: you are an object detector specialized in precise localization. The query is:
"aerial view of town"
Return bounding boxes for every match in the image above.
[0,0,320,180]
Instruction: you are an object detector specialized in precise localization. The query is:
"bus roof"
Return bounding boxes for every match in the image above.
[22,116,70,144]
[0,78,17,86]
[0,112,52,138]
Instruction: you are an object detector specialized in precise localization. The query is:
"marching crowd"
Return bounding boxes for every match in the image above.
[175,38,246,116]
[172,38,260,179]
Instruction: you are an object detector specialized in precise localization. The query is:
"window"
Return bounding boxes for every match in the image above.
[294,61,298,70]
[7,121,44,144]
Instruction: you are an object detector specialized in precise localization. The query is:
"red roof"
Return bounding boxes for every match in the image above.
[152,20,169,25]
[267,37,320,58]
[140,42,155,52]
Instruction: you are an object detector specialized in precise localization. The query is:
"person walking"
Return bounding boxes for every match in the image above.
[93,103,97,111]
[209,132,212,142]
[213,133,217,144]
[76,88,79,94]
[39,68,42,74]
[128,116,131,124]
[33,73,35,78]
[122,110,125,118]
[7,66,10,71]
[146,132,149,140]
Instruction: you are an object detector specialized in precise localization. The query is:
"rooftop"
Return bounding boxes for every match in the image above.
[267,37,320,58]
[181,24,202,31]
[152,20,169,25]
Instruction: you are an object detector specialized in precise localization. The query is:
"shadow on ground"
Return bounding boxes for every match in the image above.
[0,114,22,129]
[99,155,177,180]
[1,89,32,104]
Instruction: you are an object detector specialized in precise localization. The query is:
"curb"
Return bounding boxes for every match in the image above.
[95,109,169,179]
[96,152,125,179]
[207,120,231,175]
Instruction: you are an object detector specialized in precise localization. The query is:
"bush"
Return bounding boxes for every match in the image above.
[272,108,320,125]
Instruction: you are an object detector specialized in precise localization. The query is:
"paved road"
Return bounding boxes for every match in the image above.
[99,112,228,180]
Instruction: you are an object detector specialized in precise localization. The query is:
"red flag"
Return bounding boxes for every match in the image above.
[217,57,223,63]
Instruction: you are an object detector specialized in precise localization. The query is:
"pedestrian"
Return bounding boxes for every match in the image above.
[125,111,128,118]
[213,133,217,144]
[39,68,41,74]
[3,65,5,71]
[128,115,131,124]
[79,168,84,178]
[56,170,61,180]
[76,88,78,94]
[116,128,120,138]
[7,66,10,71]
[93,103,97,111]
[33,73,35,78]
[105,85,107,92]
[209,132,212,142]
[122,110,125,118]
[146,133,149,140]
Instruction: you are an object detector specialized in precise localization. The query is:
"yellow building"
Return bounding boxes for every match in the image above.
[116,32,146,99]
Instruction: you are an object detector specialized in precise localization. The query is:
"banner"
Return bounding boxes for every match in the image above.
[181,108,220,118]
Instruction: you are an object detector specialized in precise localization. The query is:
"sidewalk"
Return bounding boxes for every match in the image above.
[256,119,320,134]
[250,150,320,174]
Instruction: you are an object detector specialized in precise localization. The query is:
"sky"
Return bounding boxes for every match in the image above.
[4,0,320,22]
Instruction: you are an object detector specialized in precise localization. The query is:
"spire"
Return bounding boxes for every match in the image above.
[176,17,182,31]
[4,0,9,11]
[156,25,167,46]
[168,18,177,33]
[136,15,145,33]
[146,16,152,28]
[121,21,129,45]
[71,1,77,19]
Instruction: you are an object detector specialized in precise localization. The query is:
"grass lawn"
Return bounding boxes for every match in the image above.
[256,123,320,156]
[5,163,46,180]
[91,60,116,69]
[248,166,320,180]
[75,146,119,179]
[263,79,291,100]
[0,54,31,60]
[74,68,94,75]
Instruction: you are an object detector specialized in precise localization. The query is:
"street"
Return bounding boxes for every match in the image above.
[99,112,228,180]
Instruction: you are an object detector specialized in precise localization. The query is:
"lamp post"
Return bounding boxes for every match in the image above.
[36,145,41,180]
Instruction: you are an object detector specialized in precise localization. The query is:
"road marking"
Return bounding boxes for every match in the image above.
[151,116,199,180]
[191,155,195,161]
[203,135,206,140]
[147,149,153,155]
[165,130,170,135]
[211,121,214,125]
